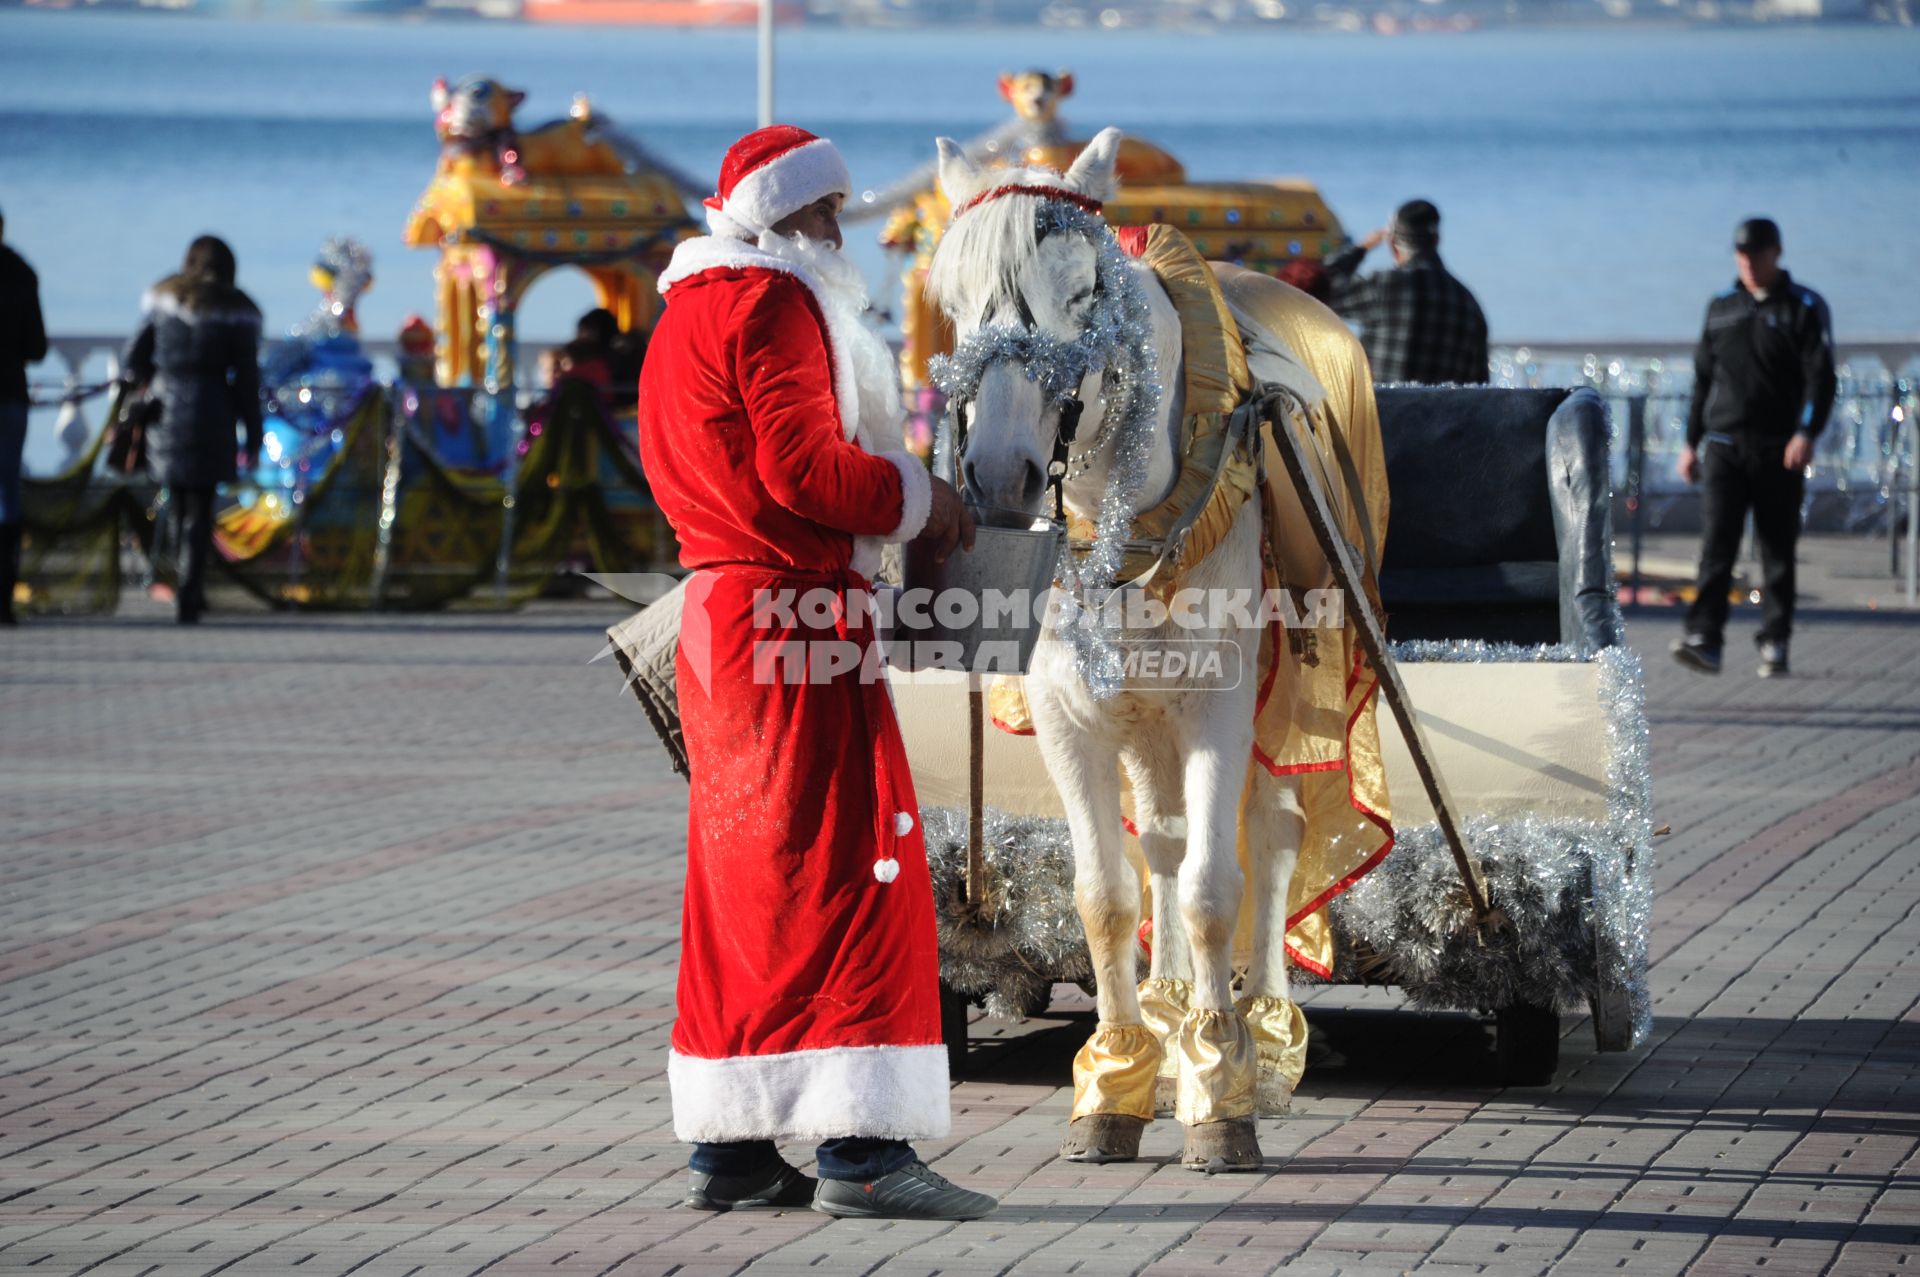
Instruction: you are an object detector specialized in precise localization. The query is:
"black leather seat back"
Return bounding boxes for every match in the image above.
[1373,386,1619,649]
[1378,388,1565,570]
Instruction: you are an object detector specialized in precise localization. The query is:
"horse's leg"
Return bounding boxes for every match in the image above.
[1046,727,1158,1163]
[1239,768,1308,1116]
[1123,736,1191,1118]
[1171,693,1264,1172]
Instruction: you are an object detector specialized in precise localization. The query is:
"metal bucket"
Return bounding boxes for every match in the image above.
[895,505,1065,674]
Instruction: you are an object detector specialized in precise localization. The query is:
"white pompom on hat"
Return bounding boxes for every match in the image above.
[703,124,852,240]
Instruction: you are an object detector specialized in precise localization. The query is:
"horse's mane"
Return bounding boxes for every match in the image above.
[925,162,1115,319]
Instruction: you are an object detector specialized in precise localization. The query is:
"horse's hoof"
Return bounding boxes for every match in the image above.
[1060,1114,1146,1163]
[1255,1071,1295,1117]
[1153,1074,1177,1118]
[1180,1117,1262,1173]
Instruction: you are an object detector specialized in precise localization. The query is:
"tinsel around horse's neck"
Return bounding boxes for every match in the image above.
[928,129,1192,694]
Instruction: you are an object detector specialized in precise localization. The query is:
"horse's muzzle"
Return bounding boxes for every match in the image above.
[962,450,1048,515]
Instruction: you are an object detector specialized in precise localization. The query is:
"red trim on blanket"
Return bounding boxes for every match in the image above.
[1285,945,1333,979]
[1284,660,1396,931]
[990,715,1035,737]
[1258,755,1345,776]
[1253,644,1397,972]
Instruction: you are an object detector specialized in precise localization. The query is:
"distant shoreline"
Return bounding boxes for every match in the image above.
[8,6,1911,29]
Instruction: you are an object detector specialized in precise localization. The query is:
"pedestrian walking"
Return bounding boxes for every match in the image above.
[636,126,994,1220]
[1324,198,1489,385]
[0,205,49,626]
[1672,217,1835,678]
[125,236,263,624]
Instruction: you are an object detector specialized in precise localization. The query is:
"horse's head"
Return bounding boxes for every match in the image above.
[928,128,1150,517]
[997,69,1074,126]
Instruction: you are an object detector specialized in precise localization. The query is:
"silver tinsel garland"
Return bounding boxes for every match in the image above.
[920,806,1092,1020]
[922,643,1654,1046]
[928,199,1162,697]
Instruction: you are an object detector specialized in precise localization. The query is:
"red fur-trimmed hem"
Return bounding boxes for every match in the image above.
[990,715,1035,737]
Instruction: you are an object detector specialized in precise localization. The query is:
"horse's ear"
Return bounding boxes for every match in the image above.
[996,72,1015,102]
[936,136,984,204]
[1064,127,1122,202]
[431,77,450,112]
[1056,71,1074,97]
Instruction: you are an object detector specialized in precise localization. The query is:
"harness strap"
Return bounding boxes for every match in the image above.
[1318,401,1381,578]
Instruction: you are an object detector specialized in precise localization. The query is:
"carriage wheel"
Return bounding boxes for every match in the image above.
[940,983,970,1078]
[1494,1002,1560,1086]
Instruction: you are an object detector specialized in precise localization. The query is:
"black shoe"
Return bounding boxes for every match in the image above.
[1671,636,1721,675]
[1757,638,1789,678]
[812,1159,997,1221]
[684,1161,815,1212]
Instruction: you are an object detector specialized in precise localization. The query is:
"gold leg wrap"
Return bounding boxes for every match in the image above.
[1235,993,1309,1115]
[1169,1007,1258,1126]
[1070,1022,1163,1121]
[1138,978,1192,1117]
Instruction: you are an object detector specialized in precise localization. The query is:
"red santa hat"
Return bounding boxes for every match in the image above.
[703,125,852,240]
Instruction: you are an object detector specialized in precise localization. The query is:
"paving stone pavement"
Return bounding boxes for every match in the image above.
[0,592,1916,1277]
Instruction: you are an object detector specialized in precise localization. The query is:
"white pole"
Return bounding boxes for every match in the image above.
[1906,398,1917,607]
[757,0,774,128]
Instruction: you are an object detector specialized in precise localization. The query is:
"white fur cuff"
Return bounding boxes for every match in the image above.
[668,1043,951,1143]
[883,451,933,543]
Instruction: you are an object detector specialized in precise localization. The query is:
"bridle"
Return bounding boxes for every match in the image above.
[949,372,1097,524]
[939,187,1116,521]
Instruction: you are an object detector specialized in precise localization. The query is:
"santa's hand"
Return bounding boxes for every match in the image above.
[920,477,976,563]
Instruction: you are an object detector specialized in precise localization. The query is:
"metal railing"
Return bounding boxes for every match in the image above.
[26,335,1920,609]
[1492,342,1920,606]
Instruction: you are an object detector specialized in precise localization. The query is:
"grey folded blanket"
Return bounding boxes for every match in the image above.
[606,580,690,779]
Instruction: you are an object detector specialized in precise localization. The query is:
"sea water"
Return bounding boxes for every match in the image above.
[1,15,1914,367]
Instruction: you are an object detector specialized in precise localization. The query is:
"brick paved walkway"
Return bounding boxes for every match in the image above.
[1,593,1916,1276]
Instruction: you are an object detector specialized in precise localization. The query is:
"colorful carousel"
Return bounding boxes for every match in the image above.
[17,77,696,615]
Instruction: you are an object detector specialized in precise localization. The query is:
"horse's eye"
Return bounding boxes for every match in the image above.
[1068,289,1093,308]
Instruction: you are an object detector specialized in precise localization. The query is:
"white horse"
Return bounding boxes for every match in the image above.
[927,130,1309,1171]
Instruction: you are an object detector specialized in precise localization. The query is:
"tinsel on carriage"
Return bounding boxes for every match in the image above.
[613,100,1653,1093]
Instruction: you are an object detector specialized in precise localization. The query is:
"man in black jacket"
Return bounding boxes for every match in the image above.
[1673,218,1835,678]
[0,206,49,626]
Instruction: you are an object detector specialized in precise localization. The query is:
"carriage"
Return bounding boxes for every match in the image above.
[611,125,1654,1169]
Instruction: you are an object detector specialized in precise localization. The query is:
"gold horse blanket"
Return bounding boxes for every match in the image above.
[985,224,1394,981]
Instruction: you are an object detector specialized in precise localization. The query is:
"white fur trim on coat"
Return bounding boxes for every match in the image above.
[663,235,927,578]
[668,1043,951,1143]
[881,450,932,542]
[659,236,863,443]
[705,137,850,239]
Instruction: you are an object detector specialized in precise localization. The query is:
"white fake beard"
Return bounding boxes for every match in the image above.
[756,230,905,446]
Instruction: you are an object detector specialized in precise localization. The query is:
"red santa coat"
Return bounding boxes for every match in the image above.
[638,234,945,1143]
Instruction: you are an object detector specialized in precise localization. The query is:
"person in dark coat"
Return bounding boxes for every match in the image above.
[0,205,49,625]
[1324,199,1490,386]
[1672,217,1835,679]
[125,236,263,624]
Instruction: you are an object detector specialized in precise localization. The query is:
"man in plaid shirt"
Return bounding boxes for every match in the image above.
[1325,199,1490,385]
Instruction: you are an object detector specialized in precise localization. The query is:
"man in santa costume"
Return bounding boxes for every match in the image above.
[638,126,994,1220]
